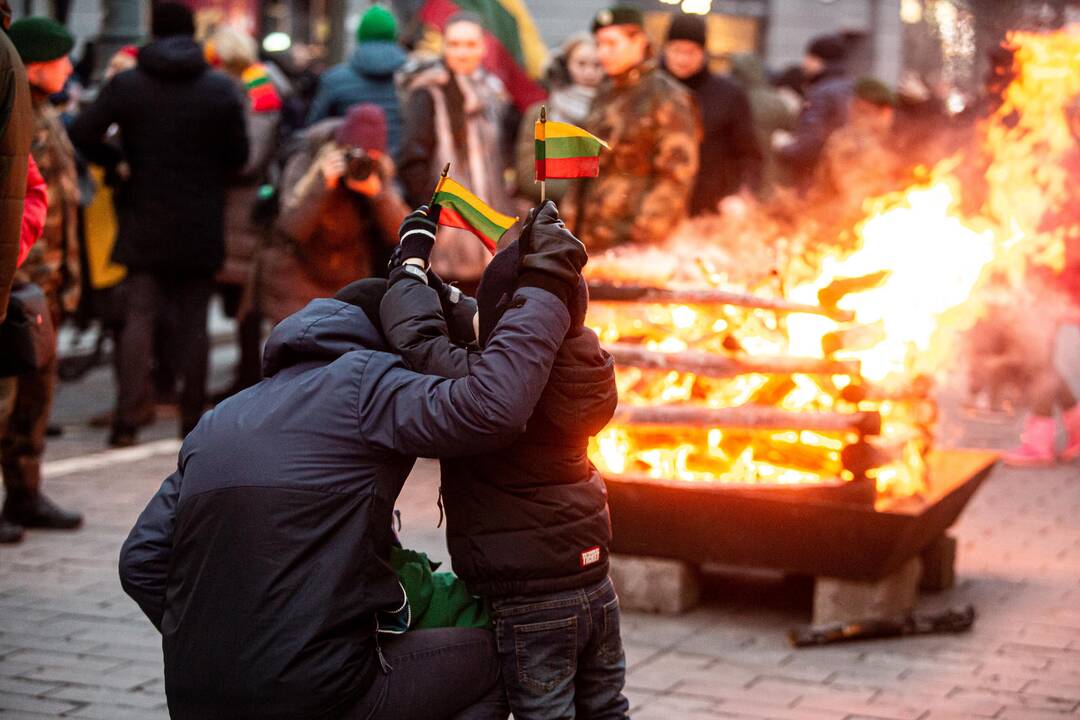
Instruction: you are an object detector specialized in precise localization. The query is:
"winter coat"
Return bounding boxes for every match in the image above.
[728,53,796,196]
[776,62,853,189]
[69,36,248,277]
[0,26,31,323]
[119,286,571,720]
[381,267,618,597]
[217,70,281,289]
[258,119,407,324]
[306,41,407,155]
[666,62,762,215]
[562,60,699,251]
[514,87,595,204]
[18,93,80,321]
[397,63,513,282]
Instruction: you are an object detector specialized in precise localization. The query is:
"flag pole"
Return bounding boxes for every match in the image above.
[430,163,450,211]
[538,105,547,205]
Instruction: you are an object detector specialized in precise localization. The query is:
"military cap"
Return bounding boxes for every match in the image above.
[8,16,74,64]
[854,77,896,108]
[591,5,644,33]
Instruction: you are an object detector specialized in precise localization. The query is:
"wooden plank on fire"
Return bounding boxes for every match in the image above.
[587,283,855,322]
[608,344,861,378]
[612,404,882,436]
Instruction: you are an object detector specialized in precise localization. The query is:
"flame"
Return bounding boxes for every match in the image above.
[586,26,1080,502]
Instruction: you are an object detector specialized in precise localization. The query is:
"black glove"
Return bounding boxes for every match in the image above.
[395,205,439,268]
[427,270,479,347]
[517,200,588,306]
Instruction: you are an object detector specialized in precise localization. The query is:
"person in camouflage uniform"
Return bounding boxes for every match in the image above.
[1,17,82,544]
[562,5,699,252]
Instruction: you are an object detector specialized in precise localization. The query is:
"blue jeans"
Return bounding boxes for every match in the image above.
[491,576,629,720]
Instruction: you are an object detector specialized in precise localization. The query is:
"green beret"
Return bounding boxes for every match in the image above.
[591,5,644,33]
[8,16,74,64]
[854,77,896,108]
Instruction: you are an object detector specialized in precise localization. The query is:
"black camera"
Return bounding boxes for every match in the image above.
[345,149,376,182]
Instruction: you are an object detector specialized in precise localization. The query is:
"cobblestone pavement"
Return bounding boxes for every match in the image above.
[0,357,1078,718]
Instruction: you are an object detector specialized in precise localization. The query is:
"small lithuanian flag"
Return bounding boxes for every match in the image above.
[431,175,518,254]
[534,119,609,181]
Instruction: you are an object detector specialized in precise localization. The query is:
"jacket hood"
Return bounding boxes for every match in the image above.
[809,61,848,86]
[349,41,407,79]
[536,328,618,437]
[729,53,768,89]
[138,36,207,81]
[262,298,386,377]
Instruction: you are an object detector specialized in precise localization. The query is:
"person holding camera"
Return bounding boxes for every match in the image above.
[258,103,408,325]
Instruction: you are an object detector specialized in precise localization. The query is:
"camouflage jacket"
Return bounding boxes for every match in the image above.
[17,94,80,316]
[563,60,699,251]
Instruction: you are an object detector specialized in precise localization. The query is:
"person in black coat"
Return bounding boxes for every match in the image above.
[119,209,589,718]
[69,3,248,445]
[662,13,762,215]
[379,202,629,719]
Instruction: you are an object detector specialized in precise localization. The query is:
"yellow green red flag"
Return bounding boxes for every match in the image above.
[432,176,518,254]
[535,120,610,181]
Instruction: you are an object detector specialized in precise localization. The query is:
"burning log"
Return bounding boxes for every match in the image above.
[588,283,855,322]
[789,605,976,647]
[607,344,862,378]
[816,271,891,310]
[821,322,886,356]
[612,405,882,436]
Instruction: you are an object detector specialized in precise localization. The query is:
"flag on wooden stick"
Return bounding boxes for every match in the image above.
[431,174,518,254]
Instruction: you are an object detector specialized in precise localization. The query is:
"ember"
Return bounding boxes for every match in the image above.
[586,26,1080,505]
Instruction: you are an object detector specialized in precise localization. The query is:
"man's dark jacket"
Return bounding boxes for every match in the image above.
[668,63,763,214]
[382,248,617,597]
[69,36,248,276]
[776,62,853,188]
[0,20,31,322]
[119,288,569,719]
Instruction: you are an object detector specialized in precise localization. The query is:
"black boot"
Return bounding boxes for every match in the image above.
[0,516,24,544]
[2,457,83,530]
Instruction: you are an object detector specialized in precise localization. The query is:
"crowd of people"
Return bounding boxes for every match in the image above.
[2,1,1078,715]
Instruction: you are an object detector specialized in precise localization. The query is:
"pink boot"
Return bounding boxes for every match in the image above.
[1060,405,1080,462]
[1003,416,1057,467]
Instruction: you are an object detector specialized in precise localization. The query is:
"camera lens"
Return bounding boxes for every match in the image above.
[346,152,375,182]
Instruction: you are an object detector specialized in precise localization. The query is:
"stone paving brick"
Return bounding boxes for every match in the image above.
[40,684,166,710]
[65,704,168,720]
[0,692,79,716]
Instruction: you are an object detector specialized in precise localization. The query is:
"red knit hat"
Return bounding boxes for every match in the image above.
[335,104,388,153]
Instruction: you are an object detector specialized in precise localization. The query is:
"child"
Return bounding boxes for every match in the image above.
[380,201,629,719]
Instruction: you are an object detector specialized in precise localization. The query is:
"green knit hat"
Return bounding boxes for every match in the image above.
[356,5,397,44]
[8,16,74,64]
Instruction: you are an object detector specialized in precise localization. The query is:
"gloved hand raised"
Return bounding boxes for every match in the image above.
[394,205,439,268]
[517,201,588,306]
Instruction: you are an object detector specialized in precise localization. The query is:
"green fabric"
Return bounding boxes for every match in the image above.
[854,77,895,108]
[8,17,73,64]
[357,6,397,44]
[391,547,491,630]
[453,0,525,66]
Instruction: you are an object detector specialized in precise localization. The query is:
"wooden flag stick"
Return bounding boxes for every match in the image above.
[538,105,547,204]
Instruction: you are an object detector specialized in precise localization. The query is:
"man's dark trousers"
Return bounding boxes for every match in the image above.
[115,272,214,436]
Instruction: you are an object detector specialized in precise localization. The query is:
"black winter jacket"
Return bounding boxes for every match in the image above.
[69,37,248,276]
[381,273,618,597]
[668,63,763,214]
[119,288,569,719]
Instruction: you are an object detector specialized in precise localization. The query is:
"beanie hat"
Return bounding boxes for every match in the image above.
[8,17,74,64]
[152,2,195,39]
[335,103,388,153]
[334,278,388,334]
[666,13,706,47]
[356,5,397,44]
[476,236,587,346]
[591,5,644,34]
[806,34,846,63]
[854,77,895,108]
